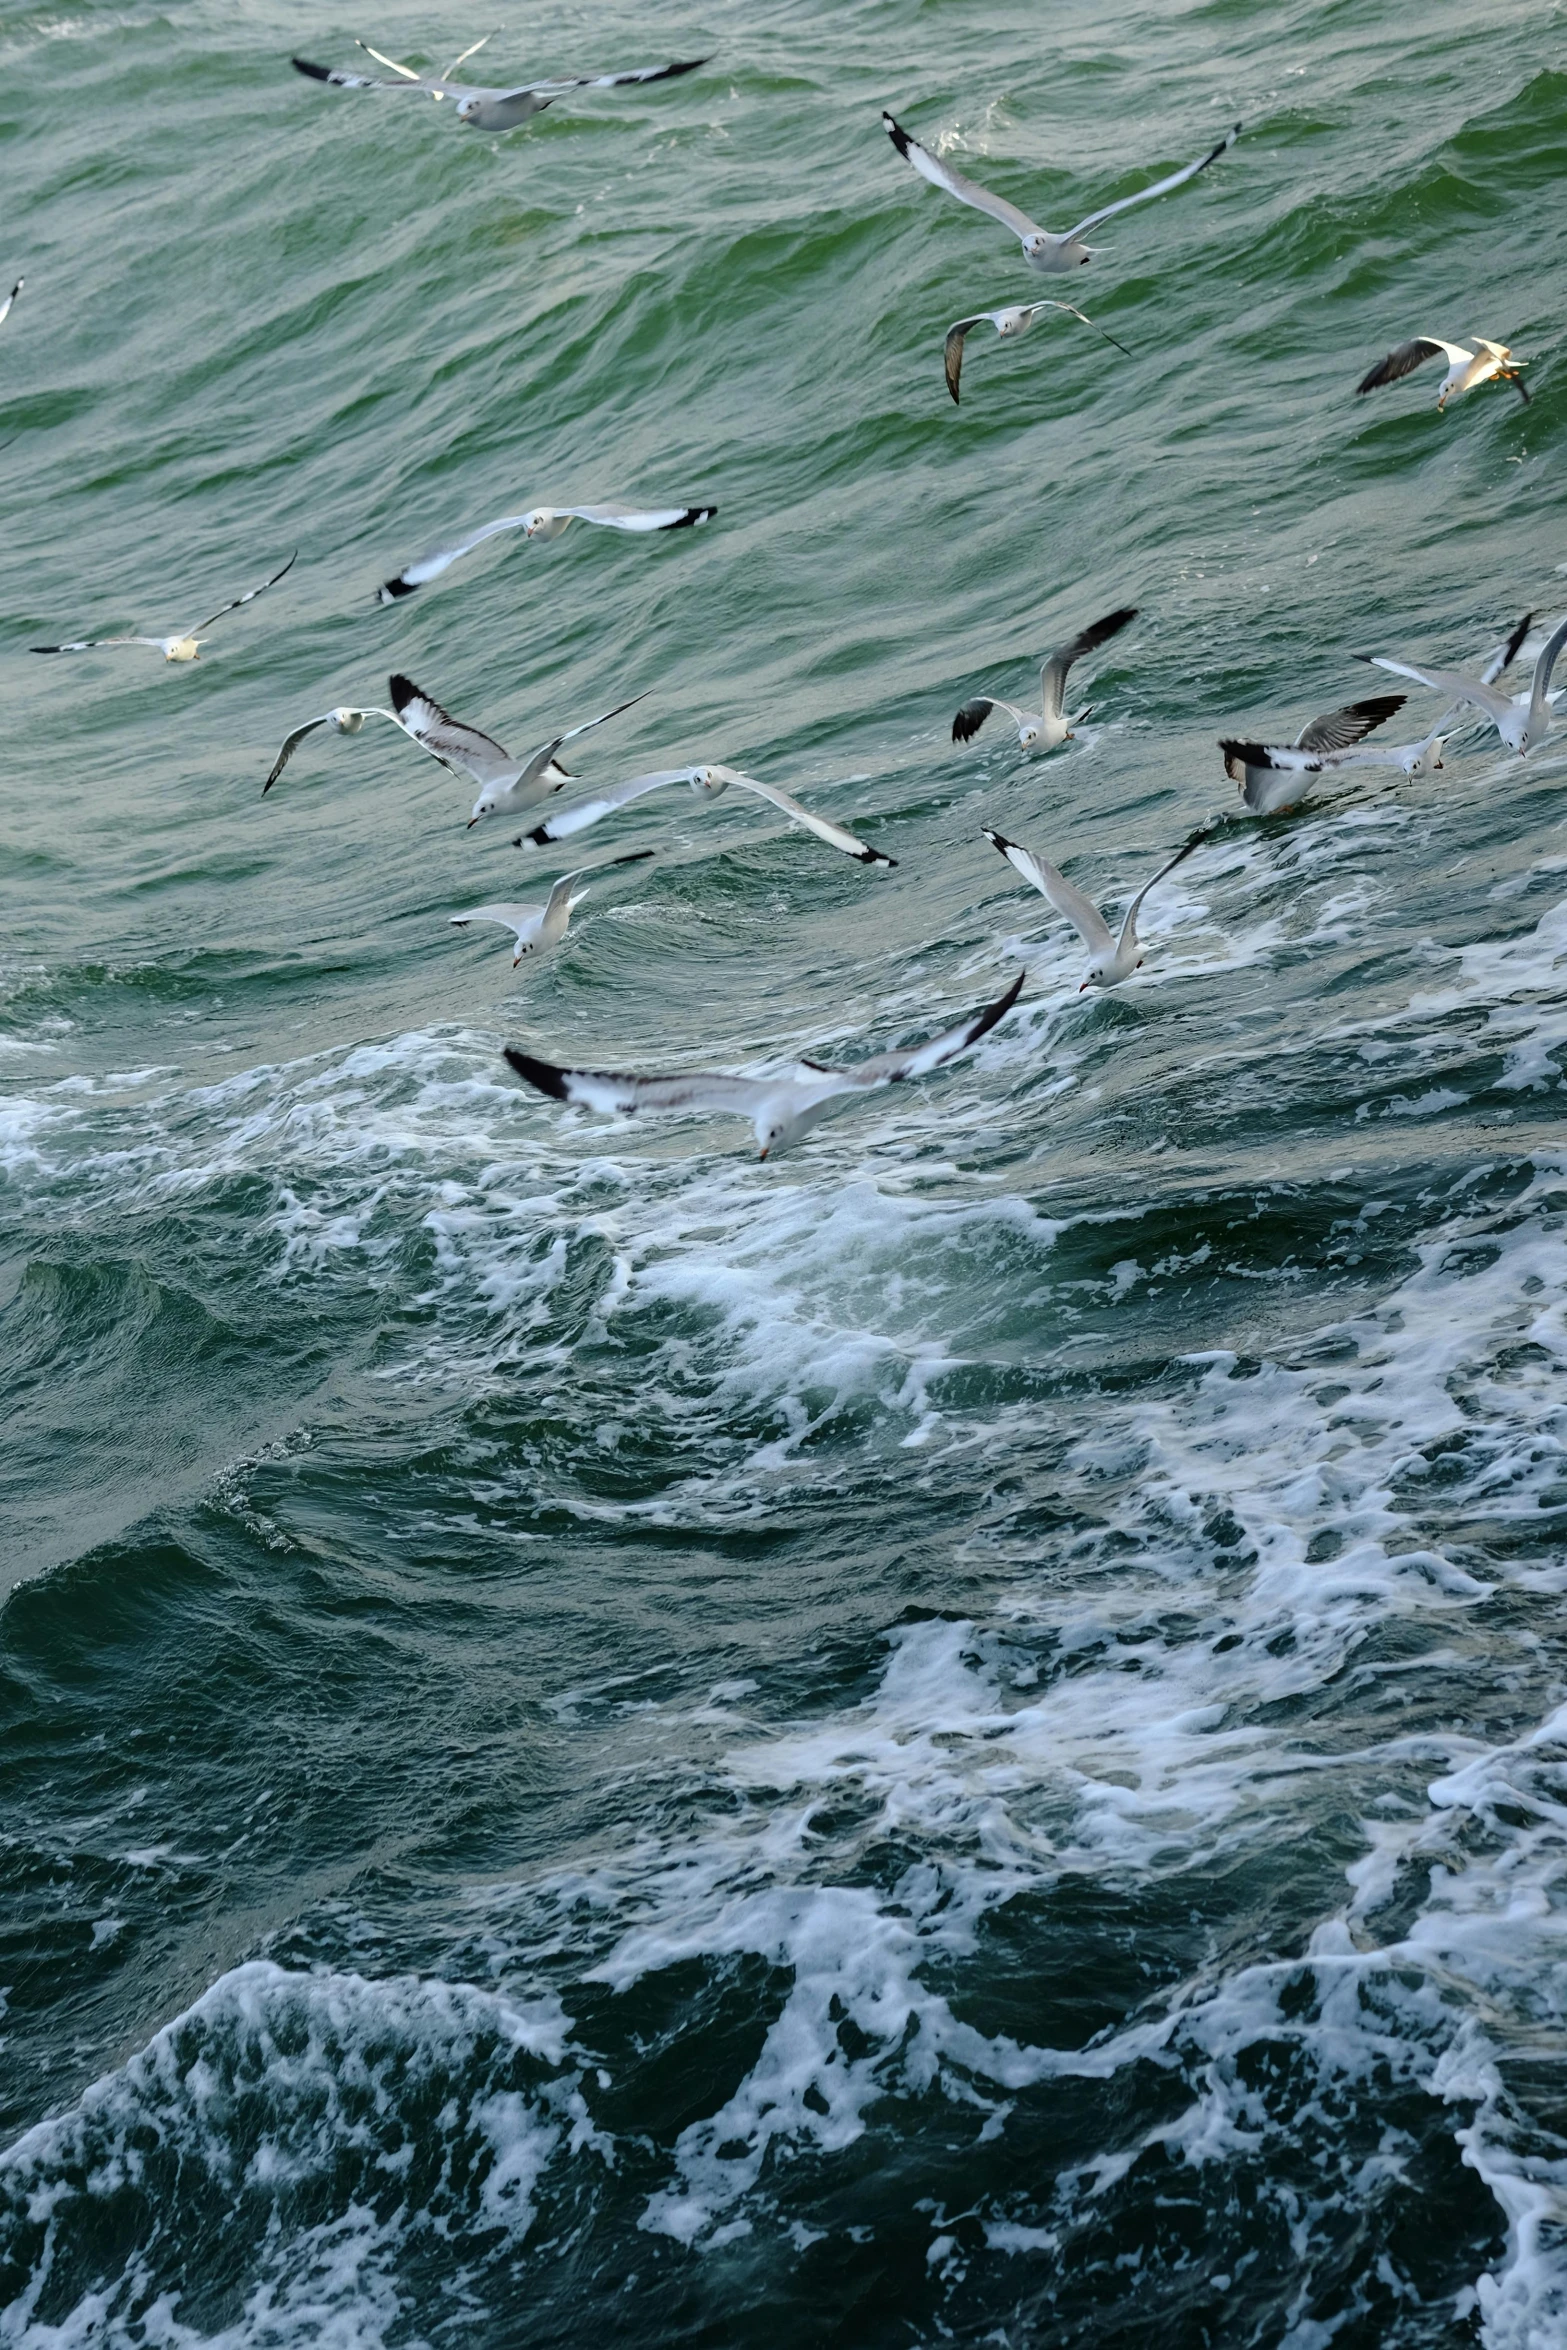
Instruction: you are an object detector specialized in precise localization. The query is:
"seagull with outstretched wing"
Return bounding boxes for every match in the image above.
[1357,335,1528,411]
[33,552,296,662]
[943,298,1131,404]
[502,970,1024,1157]
[882,111,1240,274]
[378,500,716,602]
[954,606,1137,755]
[985,825,1208,988]
[293,41,707,133]
[515,762,895,867]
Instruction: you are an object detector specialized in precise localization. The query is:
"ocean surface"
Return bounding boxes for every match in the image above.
[2,1,1565,2342]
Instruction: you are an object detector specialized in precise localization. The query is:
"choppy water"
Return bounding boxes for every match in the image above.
[3,1,1566,2342]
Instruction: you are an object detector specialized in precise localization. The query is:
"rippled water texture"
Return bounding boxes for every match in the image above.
[3,0,1566,2342]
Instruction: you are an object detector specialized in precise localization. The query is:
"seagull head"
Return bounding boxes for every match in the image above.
[332,708,366,737]
[166,637,203,662]
[467,791,498,829]
[687,766,731,799]
[455,94,483,122]
[1017,720,1043,750]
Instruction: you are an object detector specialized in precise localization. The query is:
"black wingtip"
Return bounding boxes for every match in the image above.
[387,673,419,713]
[982,827,1017,854]
[669,504,718,530]
[516,822,551,849]
[503,1048,569,1101]
[1217,740,1273,767]
[860,847,898,867]
[378,575,416,604]
[966,967,1027,1046]
[882,110,912,156]
[291,56,333,82]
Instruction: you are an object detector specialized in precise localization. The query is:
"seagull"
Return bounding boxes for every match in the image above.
[0,277,22,327]
[292,43,707,133]
[984,825,1207,988]
[953,606,1137,754]
[502,969,1024,1158]
[881,112,1240,275]
[378,501,717,602]
[1356,336,1529,411]
[385,675,648,824]
[449,851,655,966]
[1216,693,1406,815]
[943,299,1131,404]
[263,703,403,794]
[515,764,896,866]
[31,553,296,662]
[1358,611,1567,758]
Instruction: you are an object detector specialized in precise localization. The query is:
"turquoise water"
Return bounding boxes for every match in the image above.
[2,1,1565,2341]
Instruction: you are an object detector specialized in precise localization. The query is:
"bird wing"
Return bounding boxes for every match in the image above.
[29,636,161,654]
[554,502,718,532]
[1219,739,1323,778]
[263,713,335,794]
[1527,613,1567,728]
[1357,653,1515,726]
[518,769,696,847]
[293,54,445,93]
[504,1049,782,1121]
[378,513,535,601]
[513,691,650,790]
[832,969,1026,1085]
[952,696,1008,742]
[942,317,987,405]
[715,769,895,866]
[982,828,1114,956]
[1482,611,1534,687]
[521,57,708,96]
[451,903,542,940]
[536,848,655,921]
[1116,827,1210,951]
[1040,605,1138,720]
[388,674,514,784]
[1061,123,1239,243]
[881,113,1040,239]
[192,551,296,636]
[0,277,21,326]
[1292,693,1405,753]
[1355,337,1465,395]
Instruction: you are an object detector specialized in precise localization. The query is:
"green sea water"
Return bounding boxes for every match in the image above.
[2,1,1566,2341]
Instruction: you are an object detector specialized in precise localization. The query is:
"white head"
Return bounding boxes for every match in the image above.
[468,790,499,828]
[687,765,730,800]
[332,708,366,737]
[1017,718,1043,751]
[455,93,483,123]
[165,636,203,662]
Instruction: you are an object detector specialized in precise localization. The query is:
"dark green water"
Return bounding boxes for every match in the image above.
[2,1,1565,2342]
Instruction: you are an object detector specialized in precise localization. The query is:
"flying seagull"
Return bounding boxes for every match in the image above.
[292,44,707,133]
[515,764,895,866]
[1217,693,1406,815]
[450,851,655,966]
[882,111,1240,274]
[263,703,404,794]
[378,501,716,602]
[984,825,1207,988]
[0,277,22,327]
[386,675,649,824]
[1358,611,1567,758]
[943,299,1131,404]
[953,606,1137,754]
[32,552,296,662]
[502,969,1024,1158]
[1356,336,1529,411]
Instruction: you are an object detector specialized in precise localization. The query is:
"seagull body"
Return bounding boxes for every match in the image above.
[0,277,22,327]
[953,606,1137,754]
[1357,336,1528,410]
[943,299,1131,404]
[32,552,296,662]
[503,970,1024,1157]
[1359,612,1567,758]
[882,112,1239,274]
[516,764,895,866]
[985,826,1204,988]
[450,852,655,966]
[293,44,706,133]
[378,501,716,602]
[1218,693,1406,815]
